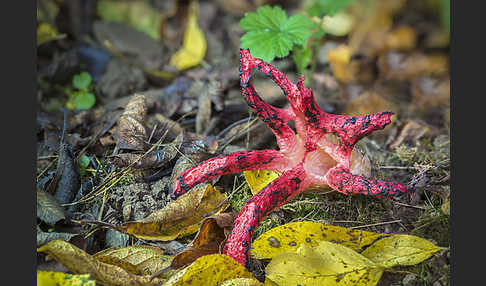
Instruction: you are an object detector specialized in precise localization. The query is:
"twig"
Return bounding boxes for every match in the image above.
[349,219,402,229]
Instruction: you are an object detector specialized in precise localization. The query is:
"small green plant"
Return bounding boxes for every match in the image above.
[66,72,96,110]
[78,155,90,176]
[240,1,356,77]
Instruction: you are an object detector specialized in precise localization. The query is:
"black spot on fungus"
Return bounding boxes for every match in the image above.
[288,241,297,246]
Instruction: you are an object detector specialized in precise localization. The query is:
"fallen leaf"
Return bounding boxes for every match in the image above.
[266,242,383,286]
[320,12,355,36]
[37,22,66,46]
[51,142,81,205]
[386,120,436,151]
[37,270,95,286]
[222,277,264,286]
[169,1,207,70]
[244,169,281,195]
[326,44,361,83]
[251,221,387,260]
[37,189,66,226]
[37,240,165,286]
[361,234,441,268]
[117,184,228,241]
[164,254,253,286]
[344,91,399,119]
[170,213,235,269]
[96,0,162,41]
[115,94,148,151]
[377,51,449,81]
[94,245,174,276]
[441,200,450,216]
[410,76,450,111]
[195,81,213,134]
[384,25,417,51]
[37,226,78,247]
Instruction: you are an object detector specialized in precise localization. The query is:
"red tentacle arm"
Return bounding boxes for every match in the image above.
[240,49,302,109]
[223,164,312,266]
[318,112,393,156]
[170,150,292,199]
[325,166,409,197]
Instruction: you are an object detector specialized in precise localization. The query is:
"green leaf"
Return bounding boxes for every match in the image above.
[79,155,90,169]
[73,92,96,110]
[240,5,313,62]
[73,72,92,90]
[306,0,356,17]
[292,45,312,74]
[441,0,450,32]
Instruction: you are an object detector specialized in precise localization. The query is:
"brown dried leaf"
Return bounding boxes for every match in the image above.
[344,91,399,118]
[37,227,78,247]
[195,83,212,134]
[410,76,450,111]
[170,213,235,269]
[37,189,66,226]
[94,245,174,276]
[37,240,165,286]
[117,184,229,241]
[51,143,80,205]
[384,25,417,51]
[115,94,148,151]
[387,120,437,150]
[377,51,449,81]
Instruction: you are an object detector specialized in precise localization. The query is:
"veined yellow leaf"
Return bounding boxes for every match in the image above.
[37,271,95,286]
[37,240,164,286]
[164,254,253,286]
[222,277,264,286]
[266,242,383,286]
[244,169,281,195]
[252,221,387,260]
[93,245,173,276]
[169,0,206,70]
[361,234,441,268]
[117,184,228,241]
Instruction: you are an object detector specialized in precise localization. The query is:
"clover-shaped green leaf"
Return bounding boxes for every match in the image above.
[240,6,313,62]
[73,72,92,90]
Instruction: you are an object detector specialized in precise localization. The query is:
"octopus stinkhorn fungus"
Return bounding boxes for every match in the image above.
[170,49,411,267]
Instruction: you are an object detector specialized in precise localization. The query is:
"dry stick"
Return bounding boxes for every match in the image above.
[36,157,58,181]
[219,117,260,151]
[393,201,425,210]
[349,219,402,229]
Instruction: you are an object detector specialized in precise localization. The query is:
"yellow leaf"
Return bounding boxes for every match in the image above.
[37,22,66,46]
[37,271,95,286]
[93,245,174,276]
[222,277,264,286]
[169,0,206,70]
[266,242,383,286]
[251,221,386,260]
[164,254,253,286]
[361,234,441,268]
[321,12,355,36]
[97,0,162,40]
[244,169,281,195]
[327,44,352,65]
[117,184,228,241]
[37,240,164,286]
